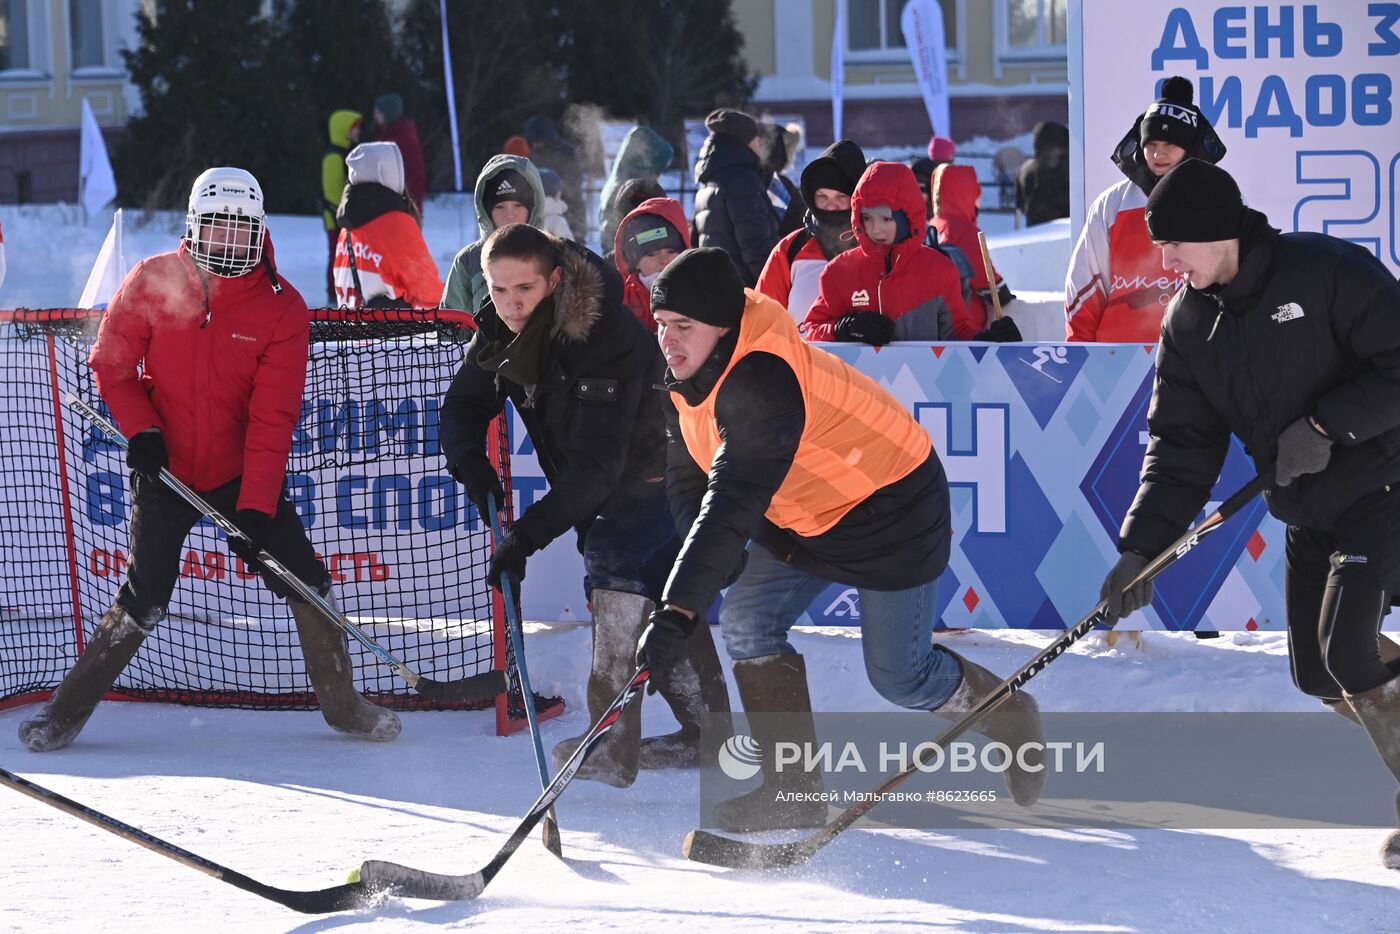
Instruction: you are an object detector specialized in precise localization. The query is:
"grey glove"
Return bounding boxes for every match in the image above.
[1275,417,1332,487]
[1100,552,1153,625]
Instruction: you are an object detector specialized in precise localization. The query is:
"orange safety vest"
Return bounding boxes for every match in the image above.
[673,290,932,537]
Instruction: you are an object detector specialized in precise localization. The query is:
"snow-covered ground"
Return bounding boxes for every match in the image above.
[3,626,1398,933]
[4,199,1393,932]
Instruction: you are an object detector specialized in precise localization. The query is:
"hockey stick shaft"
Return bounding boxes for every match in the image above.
[357,666,651,900]
[685,474,1268,869]
[0,766,376,913]
[485,491,562,857]
[975,231,1003,320]
[67,393,505,705]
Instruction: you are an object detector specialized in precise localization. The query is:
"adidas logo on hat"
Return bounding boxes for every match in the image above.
[496,179,516,195]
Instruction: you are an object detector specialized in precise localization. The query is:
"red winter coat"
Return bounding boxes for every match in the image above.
[756,226,832,322]
[377,117,427,212]
[613,196,691,332]
[333,210,443,309]
[802,162,973,342]
[89,238,310,516]
[929,164,1004,331]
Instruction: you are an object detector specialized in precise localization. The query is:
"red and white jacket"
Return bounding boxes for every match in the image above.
[756,227,830,323]
[333,210,443,309]
[89,238,309,516]
[1065,178,1184,342]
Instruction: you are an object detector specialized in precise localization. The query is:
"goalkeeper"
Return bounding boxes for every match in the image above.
[20,167,399,752]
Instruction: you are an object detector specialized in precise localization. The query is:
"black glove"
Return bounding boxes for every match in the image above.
[449,453,504,517]
[834,311,895,345]
[635,607,697,689]
[228,508,271,567]
[487,529,532,591]
[974,316,1023,342]
[126,430,168,481]
[1275,417,1333,487]
[1099,552,1153,625]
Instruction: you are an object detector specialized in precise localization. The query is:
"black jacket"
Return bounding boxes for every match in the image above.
[1015,122,1070,227]
[660,333,951,615]
[692,135,780,286]
[440,241,667,552]
[1121,210,1400,555]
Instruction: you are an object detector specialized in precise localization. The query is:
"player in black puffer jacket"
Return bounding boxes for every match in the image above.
[1100,160,1400,871]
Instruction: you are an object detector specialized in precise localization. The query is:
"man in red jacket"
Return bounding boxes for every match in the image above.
[19,167,400,752]
[801,161,975,344]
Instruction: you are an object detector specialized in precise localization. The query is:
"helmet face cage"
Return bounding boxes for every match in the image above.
[184,168,266,277]
[186,210,264,277]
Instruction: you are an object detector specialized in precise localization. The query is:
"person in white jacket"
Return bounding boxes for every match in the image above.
[1065,76,1227,343]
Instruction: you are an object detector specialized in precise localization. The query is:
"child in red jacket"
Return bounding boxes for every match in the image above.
[612,197,690,332]
[801,161,973,344]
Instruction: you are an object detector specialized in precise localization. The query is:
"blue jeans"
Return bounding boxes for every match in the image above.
[582,480,680,602]
[719,543,961,710]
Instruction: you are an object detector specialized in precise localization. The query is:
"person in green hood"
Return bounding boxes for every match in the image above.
[440,154,549,313]
[321,109,362,303]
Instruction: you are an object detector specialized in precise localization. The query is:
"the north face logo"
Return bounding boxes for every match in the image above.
[495,179,516,195]
[1271,302,1304,323]
[851,289,870,307]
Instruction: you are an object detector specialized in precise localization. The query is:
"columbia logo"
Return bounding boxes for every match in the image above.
[230,332,257,343]
[1271,302,1304,323]
[496,179,516,195]
[851,289,870,307]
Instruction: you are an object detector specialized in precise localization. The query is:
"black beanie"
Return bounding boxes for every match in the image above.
[704,108,759,146]
[1144,159,1245,242]
[650,248,746,328]
[484,168,534,213]
[802,157,858,198]
[1139,76,1204,151]
[621,214,686,270]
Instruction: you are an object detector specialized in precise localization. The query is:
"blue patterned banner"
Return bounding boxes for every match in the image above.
[509,344,1287,632]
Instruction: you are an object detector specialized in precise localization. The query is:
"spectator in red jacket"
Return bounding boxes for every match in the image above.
[19,167,399,754]
[756,138,865,323]
[613,197,689,331]
[373,93,427,214]
[927,163,1020,341]
[801,161,973,344]
[332,141,443,308]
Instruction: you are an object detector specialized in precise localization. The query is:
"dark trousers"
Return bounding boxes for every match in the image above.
[1286,485,1400,698]
[117,473,330,620]
[582,479,680,603]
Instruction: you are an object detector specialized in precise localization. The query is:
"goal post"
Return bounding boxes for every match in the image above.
[0,307,563,734]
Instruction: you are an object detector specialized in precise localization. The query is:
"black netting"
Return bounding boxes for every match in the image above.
[0,309,505,716]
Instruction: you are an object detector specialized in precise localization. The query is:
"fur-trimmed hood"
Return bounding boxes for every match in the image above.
[551,240,607,342]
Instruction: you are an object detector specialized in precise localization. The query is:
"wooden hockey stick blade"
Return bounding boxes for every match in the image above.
[683,829,808,870]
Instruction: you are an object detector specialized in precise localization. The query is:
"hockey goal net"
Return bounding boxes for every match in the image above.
[0,307,562,735]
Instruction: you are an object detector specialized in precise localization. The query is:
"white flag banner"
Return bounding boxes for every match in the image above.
[901,0,951,137]
[79,98,118,217]
[831,0,846,140]
[78,209,127,309]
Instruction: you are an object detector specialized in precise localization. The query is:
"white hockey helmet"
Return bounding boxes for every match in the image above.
[185,167,265,277]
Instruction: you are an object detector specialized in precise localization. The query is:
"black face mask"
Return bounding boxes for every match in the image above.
[808,208,855,258]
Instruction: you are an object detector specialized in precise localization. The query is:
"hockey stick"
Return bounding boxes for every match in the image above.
[0,766,379,913]
[67,393,506,705]
[355,666,651,900]
[683,473,1268,870]
[485,491,563,858]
